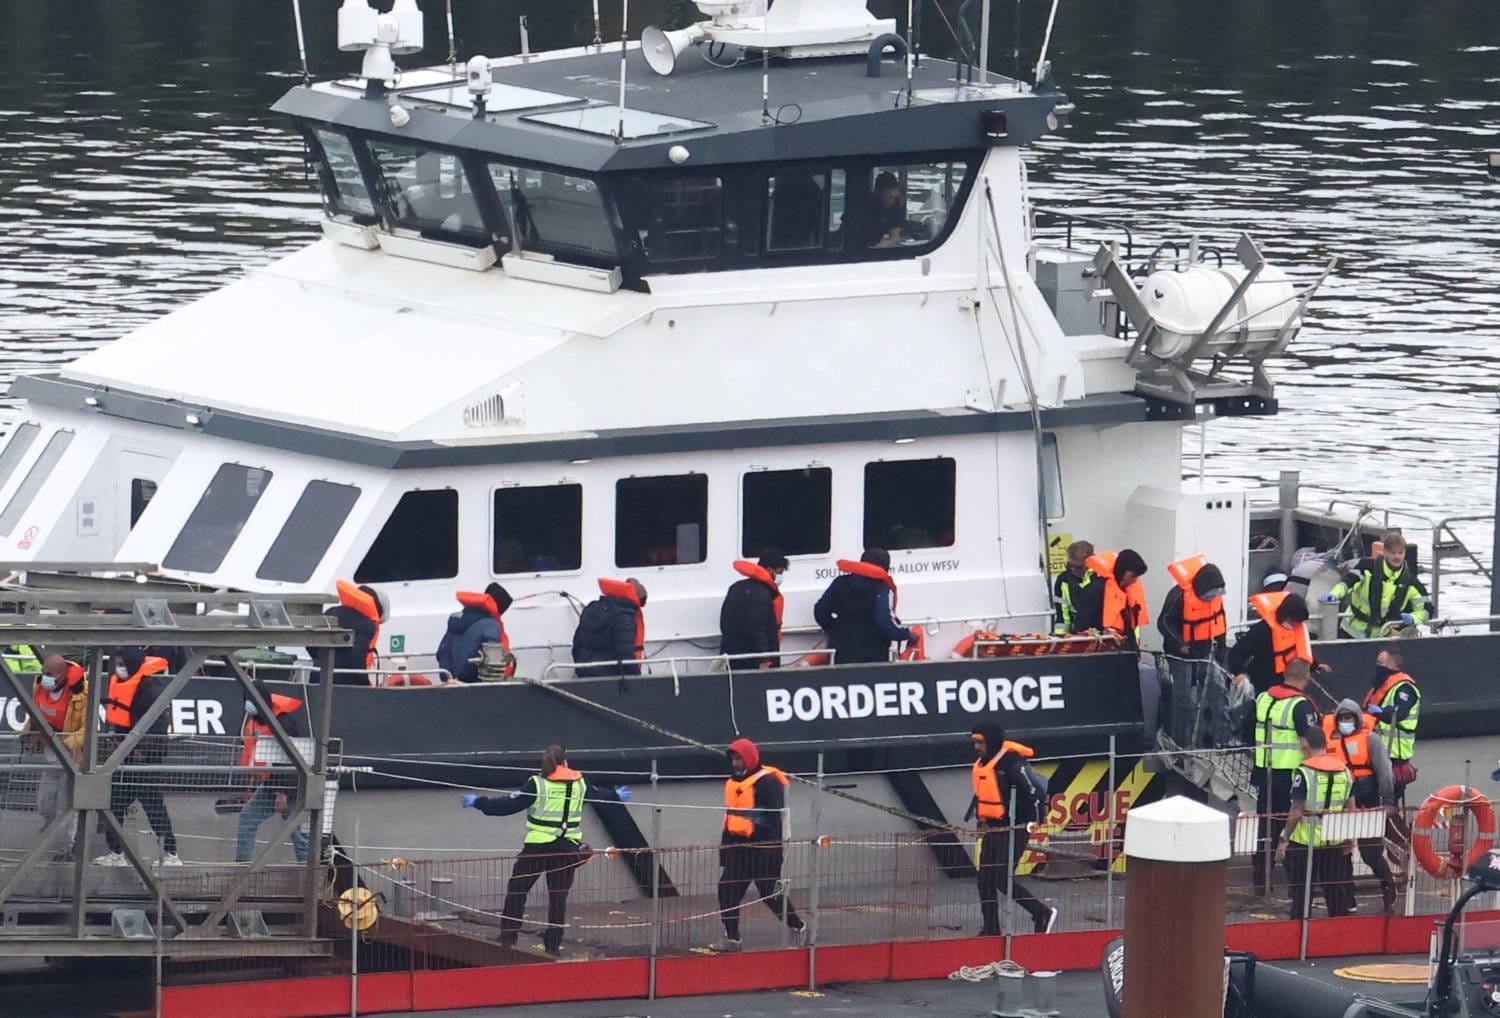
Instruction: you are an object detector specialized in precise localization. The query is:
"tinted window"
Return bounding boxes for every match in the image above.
[764,171,845,253]
[257,481,362,583]
[866,160,969,249]
[311,128,376,221]
[1041,433,1064,520]
[493,484,583,574]
[0,423,41,497]
[617,175,723,262]
[355,489,458,582]
[0,429,73,537]
[616,474,707,567]
[863,458,956,550]
[487,163,617,265]
[130,479,158,529]
[162,464,273,573]
[742,468,831,557]
[369,141,490,245]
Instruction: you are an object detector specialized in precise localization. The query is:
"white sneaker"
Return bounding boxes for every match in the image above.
[159,852,183,868]
[92,851,127,867]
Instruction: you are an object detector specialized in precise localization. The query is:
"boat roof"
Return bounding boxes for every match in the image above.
[273,46,1068,172]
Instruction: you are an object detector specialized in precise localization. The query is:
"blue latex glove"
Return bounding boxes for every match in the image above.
[1491,766,1500,783]
[1400,612,1415,626]
[1365,704,1383,717]
[460,793,479,809]
[1318,593,1339,604]
[615,785,632,802]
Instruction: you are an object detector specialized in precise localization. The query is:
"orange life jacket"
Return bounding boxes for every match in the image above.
[455,589,513,676]
[598,578,645,659]
[1362,671,1416,714]
[836,559,898,612]
[1321,713,1376,779]
[337,579,382,670]
[1167,554,1226,644]
[103,656,169,729]
[972,740,1034,822]
[1087,551,1149,635]
[724,765,788,838]
[733,560,785,631]
[1250,591,1313,674]
[32,662,85,730]
[239,694,306,775]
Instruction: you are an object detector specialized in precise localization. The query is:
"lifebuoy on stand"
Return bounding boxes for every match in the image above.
[1411,785,1497,879]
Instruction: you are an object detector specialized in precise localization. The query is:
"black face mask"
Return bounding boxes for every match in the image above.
[1373,665,1396,685]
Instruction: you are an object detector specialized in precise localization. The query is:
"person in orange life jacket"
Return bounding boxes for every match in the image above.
[571,578,647,678]
[812,548,918,664]
[1228,591,1330,697]
[708,737,806,952]
[311,581,385,686]
[235,681,311,863]
[1086,549,1149,651]
[1158,557,1230,748]
[460,745,629,956]
[95,648,180,867]
[1324,699,1398,915]
[719,550,789,671]
[1247,656,1321,895]
[967,720,1057,936]
[436,583,514,683]
[1277,725,1355,919]
[26,655,88,857]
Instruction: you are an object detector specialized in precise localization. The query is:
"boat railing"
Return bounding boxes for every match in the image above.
[1030,205,1135,263]
[540,648,838,684]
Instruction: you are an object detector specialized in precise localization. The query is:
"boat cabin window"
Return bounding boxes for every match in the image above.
[742,468,832,558]
[616,175,724,263]
[863,457,956,550]
[162,463,273,573]
[308,128,378,224]
[615,473,707,568]
[866,160,970,250]
[0,423,41,499]
[130,479,158,529]
[355,489,459,583]
[1040,433,1064,520]
[763,171,845,254]
[368,140,492,247]
[0,428,72,537]
[493,484,583,574]
[486,163,619,268]
[257,480,363,583]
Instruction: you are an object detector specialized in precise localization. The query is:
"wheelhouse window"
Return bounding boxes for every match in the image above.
[309,128,377,223]
[486,163,618,267]
[493,484,582,574]
[616,175,724,263]
[865,160,970,250]
[368,141,491,246]
[355,489,459,583]
[742,468,832,558]
[763,171,845,253]
[0,423,41,498]
[257,481,362,583]
[0,428,71,537]
[616,474,707,567]
[130,479,158,529]
[863,458,956,550]
[162,463,273,573]
[1040,433,1064,520]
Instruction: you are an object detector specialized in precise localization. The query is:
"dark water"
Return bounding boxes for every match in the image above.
[1,0,1497,592]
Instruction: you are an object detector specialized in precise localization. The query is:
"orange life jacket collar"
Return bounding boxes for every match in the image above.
[598,578,641,606]
[337,580,382,625]
[837,559,898,609]
[1363,671,1416,712]
[546,764,582,782]
[1250,592,1311,673]
[1301,754,1349,774]
[456,590,502,623]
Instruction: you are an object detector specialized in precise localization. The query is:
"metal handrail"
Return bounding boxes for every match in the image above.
[1431,514,1495,612]
[540,648,837,681]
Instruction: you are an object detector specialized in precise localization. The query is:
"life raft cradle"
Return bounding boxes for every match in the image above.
[953,630,1125,659]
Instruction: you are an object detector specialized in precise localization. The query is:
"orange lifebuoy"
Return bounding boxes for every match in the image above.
[1411,785,1497,879]
[899,629,926,661]
[382,672,434,688]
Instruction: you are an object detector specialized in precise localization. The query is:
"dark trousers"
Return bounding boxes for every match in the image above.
[717,841,801,939]
[977,825,1048,934]
[500,839,582,952]
[104,769,177,856]
[1285,840,1352,918]
[1252,768,1292,893]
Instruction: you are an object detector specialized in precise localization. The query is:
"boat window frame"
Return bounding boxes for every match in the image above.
[0,422,43,504]
[354,487,461,584]
[481,159,625,271]
[161,462,276,575]
[301,125,382,227]
[0,427,73,538]
[360,135,510,250]
[1040,432,1065,520]
[490,481,586,577]
[740,465,834,560]
[862,455,958,551]
[256,479,364,584]
[614,472,710,570]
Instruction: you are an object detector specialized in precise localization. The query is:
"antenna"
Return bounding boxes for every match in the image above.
[445,0,456,67]
[592,0,603,47]
[290,0,311,85]
[1012,0,1021,86]
[616,0,629,144]
[761,11,771,124]
[977,0,991,83]
[520,15,531,61]
[1034,0,1061,84]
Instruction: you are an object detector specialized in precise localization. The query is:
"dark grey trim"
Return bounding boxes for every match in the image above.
[13,373,1163,470]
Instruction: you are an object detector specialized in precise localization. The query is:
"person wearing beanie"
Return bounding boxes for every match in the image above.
[708,737,807,952]
[1158,555,1230,747]
[813,548,920,664]
[1084,549,1150,651]
[719,549,789,671]
[313,581,386,685]
[967,719,1057,936]
[437,582,515,683]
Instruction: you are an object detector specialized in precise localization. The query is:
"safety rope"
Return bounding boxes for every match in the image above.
[948,959,1028,981]
[522,676,989,836]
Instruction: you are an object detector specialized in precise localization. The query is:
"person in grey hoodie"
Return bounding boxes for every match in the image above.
[1324,698,1398,915]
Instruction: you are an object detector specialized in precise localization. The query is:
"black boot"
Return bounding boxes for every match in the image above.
[979,901,1000,936]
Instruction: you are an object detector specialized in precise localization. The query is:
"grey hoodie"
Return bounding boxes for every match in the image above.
[1332,698,1394,808]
